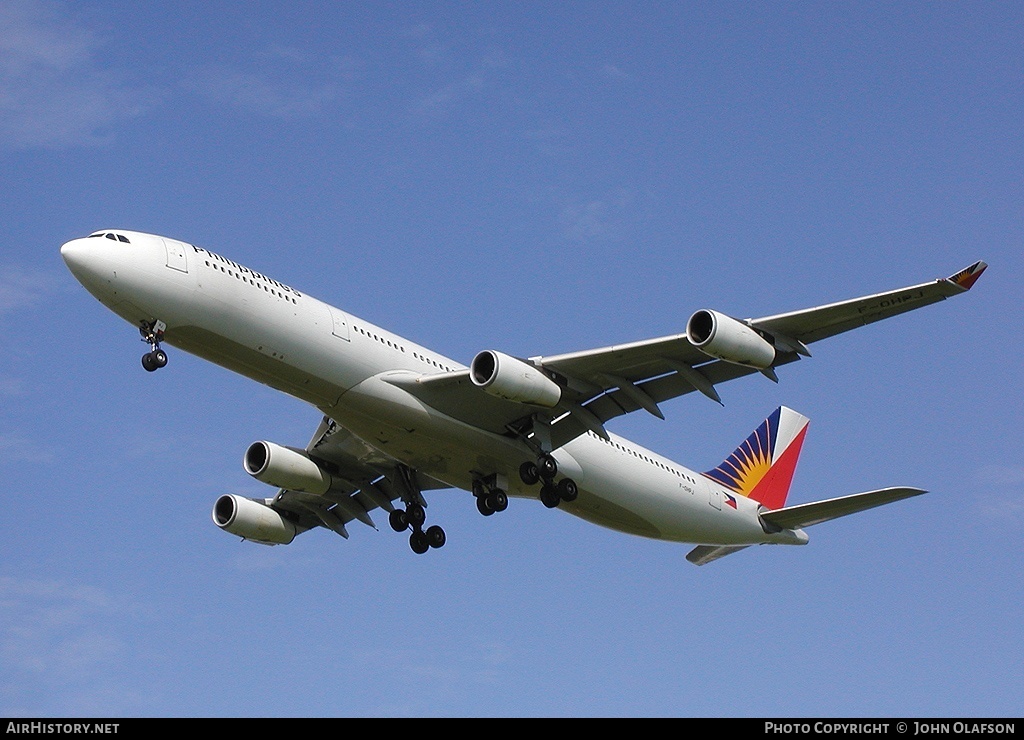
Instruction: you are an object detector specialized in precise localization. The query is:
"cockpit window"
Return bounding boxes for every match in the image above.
[87,231,130,243]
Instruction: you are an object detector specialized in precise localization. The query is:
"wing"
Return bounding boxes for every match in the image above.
[267,416,449,539]
[534,260,986,448]
[391,261,986,451]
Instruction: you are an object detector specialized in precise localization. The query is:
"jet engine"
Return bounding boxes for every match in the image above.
[212,494,296,545]
[686,309,777,370]
[244,440,333,495]
[470,350,561,407]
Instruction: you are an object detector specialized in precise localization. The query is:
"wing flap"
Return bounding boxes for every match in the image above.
[269,416,451,538]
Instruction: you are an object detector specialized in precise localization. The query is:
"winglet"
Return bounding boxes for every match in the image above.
[946,261,987,292]
[703,407,809,510]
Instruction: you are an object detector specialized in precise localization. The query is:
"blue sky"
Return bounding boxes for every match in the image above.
[1,1,1021,717]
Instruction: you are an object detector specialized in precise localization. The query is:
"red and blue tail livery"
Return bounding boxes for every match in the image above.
[703,407,809,510]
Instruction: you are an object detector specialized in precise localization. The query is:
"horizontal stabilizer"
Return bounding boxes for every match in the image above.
[760,486,927,530]
[686,545,750,566]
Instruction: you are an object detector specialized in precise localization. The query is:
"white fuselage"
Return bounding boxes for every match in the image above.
[61,230,807,548]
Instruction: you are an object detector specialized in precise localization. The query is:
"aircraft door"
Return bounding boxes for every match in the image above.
[707,484,722,510]
[162,238,188,273]
[329,307,351,341]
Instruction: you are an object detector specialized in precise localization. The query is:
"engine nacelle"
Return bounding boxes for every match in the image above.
[244,440,333,495]
[470,350,561,408]
[686,309,777,370]
[212,494,296,545]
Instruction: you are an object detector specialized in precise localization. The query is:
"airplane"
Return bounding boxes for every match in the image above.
[60,229,987,564]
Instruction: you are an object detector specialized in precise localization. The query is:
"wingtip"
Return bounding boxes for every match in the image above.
[947,260,987,291]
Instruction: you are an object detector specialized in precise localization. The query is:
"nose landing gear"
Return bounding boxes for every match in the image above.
[140,320,168,372]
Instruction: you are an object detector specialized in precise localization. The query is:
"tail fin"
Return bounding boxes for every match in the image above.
[703,406,809,510]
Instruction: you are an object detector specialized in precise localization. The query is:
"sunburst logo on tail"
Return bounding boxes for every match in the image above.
[703,407,809,510]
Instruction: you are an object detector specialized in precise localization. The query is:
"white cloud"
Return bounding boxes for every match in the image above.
[0,577,122,676]
[415,72,486,114]
[977,465,1024,486]
[0,266,60,316]
[602,63,630,80]
[0,0,149,149]
[186,64,341,119]
[559,189,635,242]
[183,45,359,120]
[0,577,152,715]
[0,376,25,396]
[975,465,1024,527]
[0,434,53,463]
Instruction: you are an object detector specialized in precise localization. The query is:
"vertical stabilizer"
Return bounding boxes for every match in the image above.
[703,407,809,510]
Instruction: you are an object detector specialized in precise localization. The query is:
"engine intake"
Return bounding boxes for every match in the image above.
[244,440,333,495]
[212,494,296,545]
[470,350,561,408]
[686,309,776,369]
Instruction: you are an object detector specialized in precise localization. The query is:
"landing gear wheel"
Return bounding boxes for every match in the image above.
[519,461,540,486]
[410,529,429,554]
[141,352,158,372]
[557,478,578,503]
[426,525,446,549]
[487,489,508,512]
[406,503,426,528]
[538,454,558,480]
[389,509,409,532]
[477,496,495,516]
[540,484,560,509]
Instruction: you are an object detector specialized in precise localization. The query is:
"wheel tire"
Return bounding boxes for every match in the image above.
[519,461,540,486]
[389,509,409,532]
[426,525,446,549]
[540,484,560,509]
[141,352,157,372]
[488,489,508,512]
[153,349,168,368]
[477,495,495,516]
[407,503,426,528]
[557,478,578,503]
[538,455,558,480]
[410,530,429,554]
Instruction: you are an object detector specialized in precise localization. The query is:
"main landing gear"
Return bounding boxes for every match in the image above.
[140,320,168,372]
[387,467,446,555]
[389,504,446,554]
[519,454,578,509]
[473,476,509,517]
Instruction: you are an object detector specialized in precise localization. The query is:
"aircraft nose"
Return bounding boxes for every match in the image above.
[60,237,91,274]
[60,236,114,292]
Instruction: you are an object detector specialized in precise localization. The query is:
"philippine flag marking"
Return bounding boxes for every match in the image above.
[724,493,738,509]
